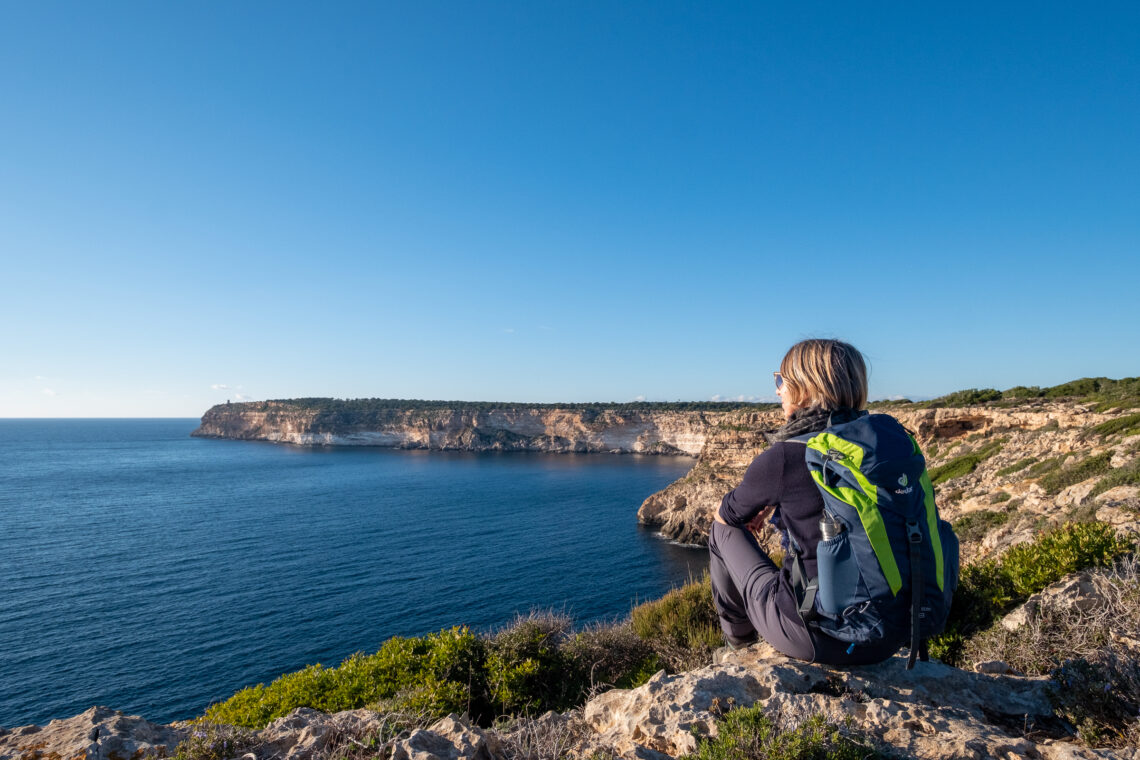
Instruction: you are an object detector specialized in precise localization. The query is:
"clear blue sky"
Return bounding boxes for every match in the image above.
[2,2,1137,417]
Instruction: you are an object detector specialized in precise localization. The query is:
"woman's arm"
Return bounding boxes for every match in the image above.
[717,445,785,527]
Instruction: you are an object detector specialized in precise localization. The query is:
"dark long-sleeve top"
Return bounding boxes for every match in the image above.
[718,441,826,579]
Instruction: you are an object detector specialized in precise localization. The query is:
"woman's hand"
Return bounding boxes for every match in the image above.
[746,505,776,533]
[714,505,775,530]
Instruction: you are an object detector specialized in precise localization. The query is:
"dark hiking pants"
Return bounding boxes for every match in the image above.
[708,521,816,661]
[708,522,900,665]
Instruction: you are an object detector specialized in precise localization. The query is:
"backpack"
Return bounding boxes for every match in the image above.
[787,412,959,669]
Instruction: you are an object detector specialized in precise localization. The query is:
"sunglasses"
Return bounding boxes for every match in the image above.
[773,371,784,390]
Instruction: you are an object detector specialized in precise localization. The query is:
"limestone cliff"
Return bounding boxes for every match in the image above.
[191,401,763,456]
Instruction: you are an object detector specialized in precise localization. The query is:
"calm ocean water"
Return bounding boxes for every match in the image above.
[0,419,703,728]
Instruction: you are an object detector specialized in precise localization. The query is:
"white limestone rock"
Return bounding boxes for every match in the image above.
[0,706,186,760]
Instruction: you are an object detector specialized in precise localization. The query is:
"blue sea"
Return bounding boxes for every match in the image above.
[0,419,703,728]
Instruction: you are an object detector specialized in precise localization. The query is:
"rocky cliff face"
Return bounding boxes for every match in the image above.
[192,403,734,456]
[638,401,1140,558]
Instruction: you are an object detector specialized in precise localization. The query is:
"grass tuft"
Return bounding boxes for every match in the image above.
[929,439,1004,485]
[996,457,1036,477]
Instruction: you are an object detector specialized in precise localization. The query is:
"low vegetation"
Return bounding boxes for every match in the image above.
[192,517,1139,754]
[929,439,1004,485]
[996,457,1036,477]
[1090,412,1140,438]
[917,376,1140,411]
[202,580,719,730]
[681,707,889,760]
[930,521,1136,664]
[629,573,723,672]
[951,508,1010,544]
[960,556,1140,748]
[1037,451,1114,495]
[1091,457,1140,497]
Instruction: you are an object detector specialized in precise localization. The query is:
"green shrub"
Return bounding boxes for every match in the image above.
[928,559,1016,665]
[1038,452,1114,495]
[951,509,1010,544]
[990,491,1012,503]
[929,440,1004,485]
[1002,522,1135,597]
[202,627,487,728]
[996,457,1036,477]
[630,573,723,672]
[1090,413,1140,438]
[485,613,574,715]
[1091,458,1140,497]
[682,706,888,760]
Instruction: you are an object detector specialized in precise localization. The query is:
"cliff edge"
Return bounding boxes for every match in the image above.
[191,400,773,457]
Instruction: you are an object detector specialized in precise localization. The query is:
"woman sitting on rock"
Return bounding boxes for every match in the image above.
[709,338,901,665]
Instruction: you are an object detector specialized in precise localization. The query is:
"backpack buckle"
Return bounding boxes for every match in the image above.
[906,520,922,544]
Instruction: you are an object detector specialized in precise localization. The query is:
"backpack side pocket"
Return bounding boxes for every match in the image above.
[816,528,863,616]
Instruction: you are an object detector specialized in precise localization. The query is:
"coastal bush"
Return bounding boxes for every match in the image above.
[485,612,575,715]
[561,622,660,694]
[990,491,1012,503]
[1002,522,1134,597]
[201,627,487,729]
[1090,412,1140,438]
[630,573,723,672]
[962,556,1139,672]
[1025,455,1061,479]
[681,706,888,760]
[1052,654,1140,748]
[928,439,1004,485]
[929,521,1134,665]
[1003,385,1044,399]
[201,614,662,731]
[928,558,1017,665]
[173,723,258,760]
[1043,377,1140,411]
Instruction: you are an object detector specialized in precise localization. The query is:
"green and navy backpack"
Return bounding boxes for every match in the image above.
[788,412,959,668]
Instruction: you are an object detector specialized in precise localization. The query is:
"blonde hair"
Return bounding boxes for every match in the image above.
[779,339,868,412]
